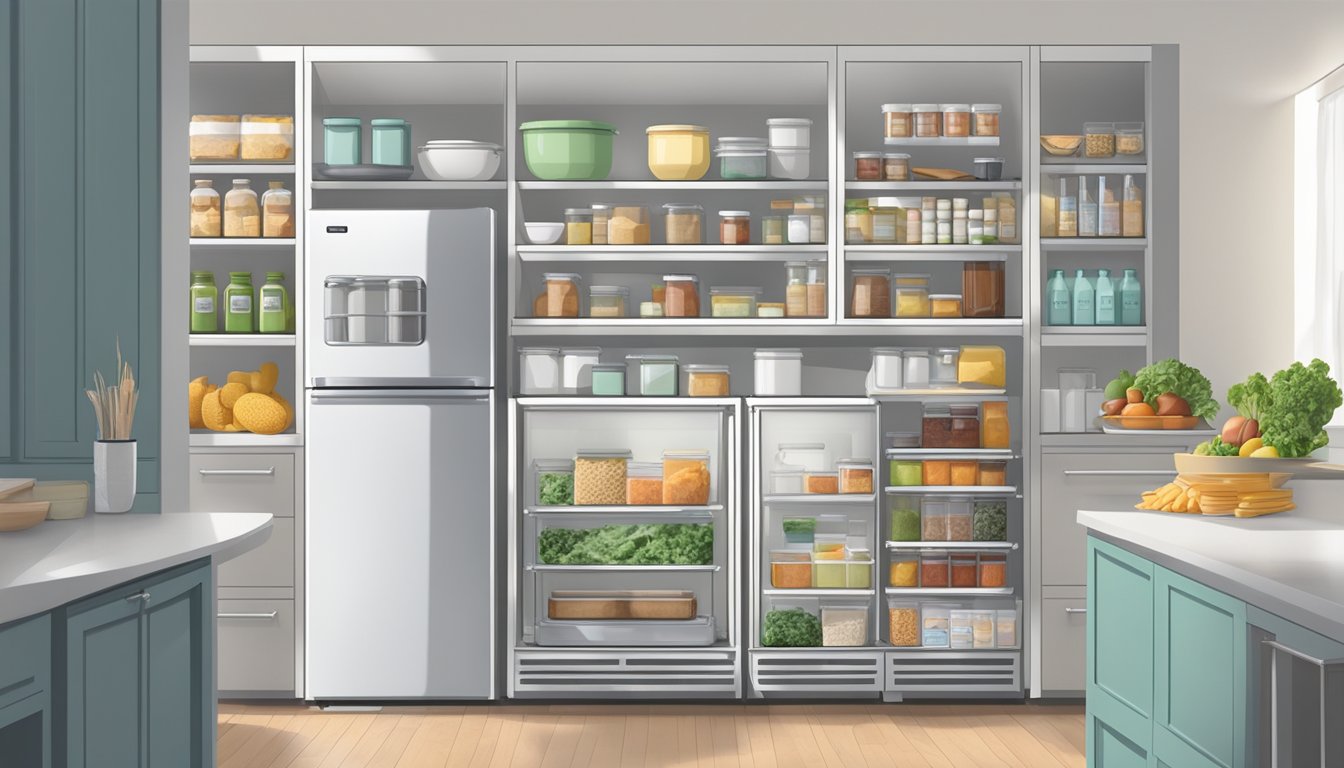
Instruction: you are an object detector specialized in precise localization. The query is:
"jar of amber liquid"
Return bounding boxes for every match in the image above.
[663,275,700,318]
[849,269,891,318]
[941,104,971,138]
[913,104,941,138]
[718,211,751,245]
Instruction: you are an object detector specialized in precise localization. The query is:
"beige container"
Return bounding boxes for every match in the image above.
[189,114,241,161]
[9,480,89,519]
[260,181,294,238]
[223,179,260,237]
[189,180,221,237]
[240,114,295,161]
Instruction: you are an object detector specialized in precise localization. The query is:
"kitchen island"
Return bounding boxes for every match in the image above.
[0,512,272,768]
[1079,508,1344,768]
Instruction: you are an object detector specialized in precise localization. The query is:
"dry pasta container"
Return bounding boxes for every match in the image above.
[888,602,921,647]
[573,449,632,506]
[189,114,241,161]
[240,114,295,161]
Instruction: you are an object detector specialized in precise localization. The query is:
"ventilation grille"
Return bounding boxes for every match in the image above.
[751,651,884,693]
[514,650,739,696]
[886,651,1021,693]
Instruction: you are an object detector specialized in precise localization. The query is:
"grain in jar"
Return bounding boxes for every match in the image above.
[923,460,951,486]
[573,449,632,505]
[893,273,931,318]
[920,550,950,587]
[719,211,751,245]
[785,262,809,318]
[972,104,1002,137]
[662,449,711,505]
[853,151,883,180]
[685,364,730,397]
[804,471,839,494]
[240,114,295,161]
[806,262,826,317]
[888,603,921,647]
[950,553,978,587]
[223,179,260,237]
[882,103,914,139]
[949,460,978,486]
[538,273,581,317]
[972,610,996,648]
[889,553,919,587]
[941,104,971,138]
[837,459,873,494]
[757,302,786,318]
[260,181,294,238]
[591,204,611,244]
[564,208,593,245]
[883,152,911,181]
[844,199,873,244]
[662,275,700,318]
[978,553,1007,587]
[1115,122,1145,155]
[921,499,948,540]
[930,293,962,318]
[587,285,628,318]
[849,268,891,318]
[1084,122,1116,158]
[189,114,241,160]
[771,550,812,588]
[947,502,974,542]
[977,460,1007,486]
[189,180,221,237]
[608,206,651,245]
[913,104,941,138]
[662,203,703,245]
[626,461,664,505]
[821,606,869,647]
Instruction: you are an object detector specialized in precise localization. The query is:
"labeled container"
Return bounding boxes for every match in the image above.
[573,449,632,506]
[882,104,914,139]
[223,180,260,237]
[588,285,629,318]
[889,553,919,587]
[189,271,218,333]
[893,273,931,318]
[1084,122,1116,158]
[258,272,289,333]
[888,602,921,647]
[223,272,254,333]
[663,203,703,244]
[963,262,1006,318]
[979,552,1008,587]
[590,363,627,397]
[609,205,651,245]
[782,516,817,544]
[538,273,581,318]
[922,604,951,647]
[854,151,884,180]
[951,610,973,649]
[646,124,710,181]
[189,114,241,161]
[889,459,922,488]
[626,461,664,504]
[913,104,941,138]
[718,211,751,245]
[564,209,593,245]
[663,275,701,318]
[903,348,931,388]
[754,349,803,396]
[241,114,294,161]
[767,118,812,149]
[947,496,975,541]
[260,182,294,238]
[710,286,761,318]
[322,117,362,166]
[883,152,911,181]
[770,550,813,589]
[662,449,711,505]
[716,145,768,180]
[930,348,960,388]
[804,471,839,495]
[973,157,1004,181]
[973,499,1008,541]
[534,458,575,506]
[519,120,618,180]
[837,459,874,494]
[972,104,1002,137]
[941,104,971,138]
[871,348,904,389]
[889,496,921,541]
[951,552,978,587]
[920,550,950,587]
[768,148,810,180]
[369,118,411,166]
[627,354,679,396]
[921,499,949,540]
[821,605,869,647]
[561,347,602,393]
[189,180,221,237]
[850,268,891,318]
[957,345,1007,388]
[1116,122,1145,155]
[930,293,962,318]
[685,364,730,397]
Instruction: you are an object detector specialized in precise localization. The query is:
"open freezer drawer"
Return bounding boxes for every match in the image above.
[535,616,716,647]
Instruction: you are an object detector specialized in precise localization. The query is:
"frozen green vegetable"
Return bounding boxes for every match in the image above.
[538,472,574,506]
[537,523,714,565]
[889,508,921,541]
[781,518,816,535]
[973,501,1008,541]
[762,608,822,647]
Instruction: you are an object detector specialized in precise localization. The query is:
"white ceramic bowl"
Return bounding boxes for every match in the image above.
[416,141,501,181]
[525,222,565,245]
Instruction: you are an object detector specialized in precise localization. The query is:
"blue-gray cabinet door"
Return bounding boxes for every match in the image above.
[62,589,145,768]
[0,691,52,768]
[142,566,213,768]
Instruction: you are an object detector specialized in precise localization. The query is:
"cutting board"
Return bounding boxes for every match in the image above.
[0,479,36,500]
[913,167,976,181]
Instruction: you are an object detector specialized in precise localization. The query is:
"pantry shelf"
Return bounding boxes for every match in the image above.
[845,250,1009,263]
[881,644,1022,652]
[845,244,1022,255]
[189,432,303,448]
[884,587,1015,597]
[869,389,1008,400]
[510,319,839,337]
[885,541,1019,551]
[515,245,828,263]
[884,449,1017,459]
[524,505,721,518]
[761,589,877,598]
[845,180,1021,192]
[189,238,296,247]
[311,180,507,191]
[883,136,1001,147]
[528,564,723,573]
[516,180,829,191]
[1041,329,1148,348]
[189,334,296,347]
[1040,162,1148,174]
[837,318,1023,336]
[883,486,1017,495]
[190,163,296,174]
[1040,237,1148,250]
[762,494,877,505]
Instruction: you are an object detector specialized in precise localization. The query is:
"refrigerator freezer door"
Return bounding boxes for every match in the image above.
[306,208,494,385]
[306,389,494,699]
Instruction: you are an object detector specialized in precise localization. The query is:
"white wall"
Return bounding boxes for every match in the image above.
[190,0,1344,405]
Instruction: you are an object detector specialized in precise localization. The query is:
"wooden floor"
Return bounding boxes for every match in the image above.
[217,700,1085,768]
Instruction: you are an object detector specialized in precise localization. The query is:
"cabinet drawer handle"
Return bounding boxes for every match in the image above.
[1063,470,1178,477]
[199,468,275,477]
[125,592,151,604]
[1064,607,1087,614]
[217,611,278,620]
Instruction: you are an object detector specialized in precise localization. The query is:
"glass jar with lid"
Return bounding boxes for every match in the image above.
[663,203,703,245]
[223,272,255,333]
[189,180,221,237]
[587,285,629,318]
[972,104,1002,137]
[962,261,1006,318]
[844,199,873,244]
[258,272,289,333]
[762,215,786,245]
[223,179,260,237]
[591,203,611,245]
[853,151,883,180]
[536,273,581,318]
[785,262,809,318]
[930,348,960,388]
[882,103,913,139]
[719,211,751,245]
[941,104,971,138]
[883,152,911,181]
[260,181,294,238]
[663,275,700,318]
[849,268,891,318]
[564,208,593,245]
[806,262,827,317]
[608,206,651,245]
[893,273,931,318]
[189,271,218,333]
[870,198,902,244]
[913,104,941,138]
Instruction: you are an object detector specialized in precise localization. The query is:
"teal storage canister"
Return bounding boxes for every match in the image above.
[590,364,627,397]
[519,120,618,180]
[370,118,411,166]
[323,117,362,166]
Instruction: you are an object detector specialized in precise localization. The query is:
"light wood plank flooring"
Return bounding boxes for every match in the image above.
[218,701,1085,768]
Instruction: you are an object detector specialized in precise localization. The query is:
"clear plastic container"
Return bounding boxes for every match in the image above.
[950,609,974,649]
[719,211,751,245]
[871,348,904,389]
[770,550,813,589]
[941,104,971,138]
[962,261,1006,319]
[1084,122,1117,158]
[240,114,295,161]
[920,550,950,587]
[883,152,911,181]
[950,552,978,587]
[189,114,241,161]
[977,460,1008,487]
[921,499,949,541]
[979,553,1008,588]
[627,354,679,396]
[625,461,664,505]
[886,431,920,449]
[771,470,805,495]
[564,208,593,245]
[754,349,803,396]
[608,206,651,245]
[787,214,811,245]
[573,450,631,506]
[223,180,260,238]
[768,148,810,180]
[947,496,974,541]
[853,151,884,180]
[776,443,828,472]
[816,553,848,589]
[821,605,869,647]
[923,460,951,486]
[518,347,562,395]
[972,104,1002,137]
[805,471,840,495]
[538,273,581,318]
[813,529,846,555]
[869,198,903,244]
[889,459,922,488]
[762,215,787,245]
[996,609,1019,647]
[587,285,629,318]
[882,104,914,139]
[930,293,962,318]
[758,302,785,318]
[893,273,931,318]
[534,458,575,506]
[767,118,812,149]
[1116,122,1145,155]
[662,449,711,505]
[850,268,891,318]
[591,204,611,245]
[889,495,921,541]
[889,552,919,587]
[189,180,221,237]
[974,499,1009,541]
[587,363,624,397]
[837,459,874,494]
[949,460,978,487]
[982,401,1010,449]
[685,364,730,397]
[716,146,768,180]
[972,157,1004,181]
[913,104,941,138]
[922,604,951,647]
[903,348,931,388]
[846,548,874,589]
[663,203,704,244]
[845,199,873,244]
[888,602,921,647]
[782,515,816,544]
[972,609,996,648]
[710,286,761,318]
[957,346,1006,389]
[930,348,960,388]
[662,275,700,318]
[260,182,294,238]
[561,347,602,393]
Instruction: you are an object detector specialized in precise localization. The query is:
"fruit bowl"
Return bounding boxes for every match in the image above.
[1172,452,1339,479]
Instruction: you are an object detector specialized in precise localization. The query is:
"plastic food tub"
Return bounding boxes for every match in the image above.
[322,117,361,165]
[715,146,768,180]
[646,124,710,181]
[663,204,704,245]
[837,459,874,494]
[776,443,827,473]
[561,347,601,393]
[871,348,904,389]
[888,602,921,647]
[608,206,651,245]
[518,347,561,395]
[627,354,679,396]
[889,496,921,541]
[241,115,295,161]
[663,274,700,318]
[190,114,241,161]
[537,273,581,317]
[519,120,618,180]
[754,348,802,396]
[972,104,1002,137]
[546,590,697,621]
[941,104,971,138]
[710,286,761,318]
[416,140,502,181]
[782,516,816,544]
[587,285,628,318]
[685,364,730,397]
[535,616,715,647]
[534,458,575,506]
[663,450,711,505]
[771,550,812,588]
[767,118,813,149]
[821,605,869,647]
[769,148,810,180]
[572,449,631,505]
[590,363,627,397]
[804,471,839,495]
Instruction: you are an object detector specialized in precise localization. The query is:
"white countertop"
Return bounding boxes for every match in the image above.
[1079,509,1344,641]
[0,512,272,626]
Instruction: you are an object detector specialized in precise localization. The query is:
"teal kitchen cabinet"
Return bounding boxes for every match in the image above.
[59,560,213,768]
[2,0,161,509]
[0,615,53,768]
[1086,537,1156,765]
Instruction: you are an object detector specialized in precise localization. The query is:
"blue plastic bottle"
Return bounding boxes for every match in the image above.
[1071,269,1094,326]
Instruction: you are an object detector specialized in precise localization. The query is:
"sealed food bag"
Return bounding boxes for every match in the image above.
[957,345,1006,388]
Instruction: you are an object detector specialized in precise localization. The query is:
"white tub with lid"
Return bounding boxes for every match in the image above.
[870,348,904,390]
[753,348,803,396]
[766,117,813,149]
[768,148,810,180]
[561,347,602,393]
[519,347,562,395]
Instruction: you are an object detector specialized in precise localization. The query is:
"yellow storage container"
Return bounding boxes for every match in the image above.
[957,345,1007,388]
[646,124,711,181]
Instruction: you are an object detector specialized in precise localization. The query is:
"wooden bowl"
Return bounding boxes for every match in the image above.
[1102,415,1200,430]
[1041,135,1083,156]
[0,501,50,532]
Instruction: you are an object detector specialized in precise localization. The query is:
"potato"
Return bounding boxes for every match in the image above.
[1155,392,1191,417]
[1126,387,1144,404]
[1121,402,1156,417]
[1221,416,1247,446]
[1102,398,1127,416]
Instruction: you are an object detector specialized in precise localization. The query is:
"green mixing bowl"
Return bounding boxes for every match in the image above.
[520,120,618,180]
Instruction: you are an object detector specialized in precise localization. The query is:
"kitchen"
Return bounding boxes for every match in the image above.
[3,1,1344,766]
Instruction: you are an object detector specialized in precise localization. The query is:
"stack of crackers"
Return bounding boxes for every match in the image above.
[1136,473,1294,518]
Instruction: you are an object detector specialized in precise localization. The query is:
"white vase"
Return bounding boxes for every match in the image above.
[94,439,137,513]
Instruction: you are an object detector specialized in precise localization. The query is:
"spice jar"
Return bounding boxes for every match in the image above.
[930,294,962,318]
[972,104,1002,137]
[844,199,873,244]
[719,211,751,245]
[591,204,611,245]
[883,152,911,181]
[537,273,581,317]
[1084,122,1116,158]
[882,103,913,139]
[189,180,221,237]
[962,261,1006,318]
[853,151,884,180]
[223,272,255,333]
[849,268,891,318]
[785,262,809,318]
[762,215,786,245]
[662,203,703,245]
[564,208,593,245]
[189,271,218,333]
[223,179,260,237]
[893,273,931,318]
[913,104,941,138]
[260,181,294,238]
[941,104,971,138]
[662,274,700,318]
[806,262,827,317]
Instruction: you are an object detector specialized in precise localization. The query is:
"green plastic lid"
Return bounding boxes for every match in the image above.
[370,118,407,127]
[264,271,286,281]
[228,272,252,281]
[519,120,617,133]
[323,117,361,127]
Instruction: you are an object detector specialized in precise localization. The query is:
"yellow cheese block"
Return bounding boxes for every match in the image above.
[956,345,1006,388]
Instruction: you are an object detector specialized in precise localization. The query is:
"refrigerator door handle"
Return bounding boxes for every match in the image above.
[310,390,490,404]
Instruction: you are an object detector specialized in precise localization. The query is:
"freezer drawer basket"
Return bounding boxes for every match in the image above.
[514,649,739,697]
[885,651,1021,693]
[324,275,426,345]
[750,651,884,694]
